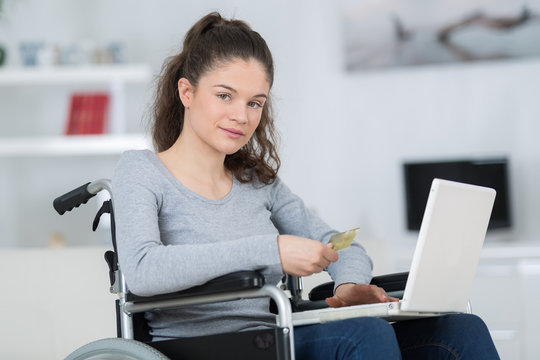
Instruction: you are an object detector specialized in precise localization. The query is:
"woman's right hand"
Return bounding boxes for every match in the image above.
[277,235,338,277]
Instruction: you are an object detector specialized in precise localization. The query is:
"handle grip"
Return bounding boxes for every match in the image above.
[53,182,96,215]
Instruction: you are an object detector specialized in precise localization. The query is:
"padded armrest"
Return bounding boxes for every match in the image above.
[308,272,409,301]
[369,272,409,292]
[126,270,265,303]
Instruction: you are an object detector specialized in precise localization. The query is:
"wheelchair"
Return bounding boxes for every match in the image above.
[54,179,409,360]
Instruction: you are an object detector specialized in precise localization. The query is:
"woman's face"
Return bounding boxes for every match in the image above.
[179,58,270,156]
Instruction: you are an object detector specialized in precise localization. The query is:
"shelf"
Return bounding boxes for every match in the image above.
[0,134,151,157]
[480,245,540,260]
[0,64,152,86]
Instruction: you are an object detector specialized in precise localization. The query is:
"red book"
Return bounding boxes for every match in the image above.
[65,93,110,135]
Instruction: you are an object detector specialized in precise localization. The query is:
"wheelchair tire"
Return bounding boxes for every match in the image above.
[65,338,170,360]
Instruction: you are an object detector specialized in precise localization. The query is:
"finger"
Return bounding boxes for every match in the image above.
[312,264,325,274]
[378,290,393,303]
[315,249,334,269]
[322,245,339,263]
[314,259,330,271]
[325,296,345,308]
[370,286,388,302]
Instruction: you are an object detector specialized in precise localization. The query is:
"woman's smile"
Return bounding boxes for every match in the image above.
[220,127,245,139]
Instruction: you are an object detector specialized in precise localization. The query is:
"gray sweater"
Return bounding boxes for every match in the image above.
[112,150,373,340]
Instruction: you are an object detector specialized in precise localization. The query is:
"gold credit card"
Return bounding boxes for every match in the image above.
[329,228,359,251]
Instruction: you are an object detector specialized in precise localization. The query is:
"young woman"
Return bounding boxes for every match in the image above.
[112,12,500,359]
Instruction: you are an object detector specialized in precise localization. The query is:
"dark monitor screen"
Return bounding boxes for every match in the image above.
[403,158,511,231]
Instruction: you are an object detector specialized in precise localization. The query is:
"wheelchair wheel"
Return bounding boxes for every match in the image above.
[65,338,170,360]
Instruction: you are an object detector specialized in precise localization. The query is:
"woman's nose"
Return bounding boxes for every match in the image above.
[230,103,248,124]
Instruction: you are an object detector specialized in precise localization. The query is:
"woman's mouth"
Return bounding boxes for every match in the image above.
[220,127,244,139]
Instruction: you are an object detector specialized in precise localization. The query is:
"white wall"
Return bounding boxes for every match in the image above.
[265,2,540,253]
[0,0,538,247]
[0,247,116,359]
[1,0,539,254]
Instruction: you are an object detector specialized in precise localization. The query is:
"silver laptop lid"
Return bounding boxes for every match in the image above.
[401,179,496,313]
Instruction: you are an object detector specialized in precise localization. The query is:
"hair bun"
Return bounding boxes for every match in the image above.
[183,12,225,48]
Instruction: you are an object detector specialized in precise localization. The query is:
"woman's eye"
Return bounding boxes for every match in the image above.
[218,93,230,101]
[248,101,262,109]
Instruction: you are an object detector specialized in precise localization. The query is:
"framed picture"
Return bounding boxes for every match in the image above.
[339,0,540,71]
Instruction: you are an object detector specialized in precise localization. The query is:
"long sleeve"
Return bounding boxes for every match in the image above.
[112,150,283,296]
[268,178,374,288]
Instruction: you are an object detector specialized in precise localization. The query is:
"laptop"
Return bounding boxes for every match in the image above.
[289,178,496,326]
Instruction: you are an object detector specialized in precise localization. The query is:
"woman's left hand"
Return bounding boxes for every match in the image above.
[325,283,399,308]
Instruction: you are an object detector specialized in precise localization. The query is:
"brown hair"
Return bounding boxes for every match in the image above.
[151,12,280,184]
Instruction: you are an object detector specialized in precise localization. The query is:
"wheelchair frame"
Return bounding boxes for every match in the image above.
[54,179,412,359]
[55,179,297,359]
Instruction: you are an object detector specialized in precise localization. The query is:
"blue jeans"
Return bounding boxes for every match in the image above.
[294,314,500,360]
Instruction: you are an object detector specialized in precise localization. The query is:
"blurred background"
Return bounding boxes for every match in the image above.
[0,0,539,358]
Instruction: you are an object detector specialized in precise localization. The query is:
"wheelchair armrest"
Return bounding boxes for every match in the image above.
[308,272,409,301]
[126,270,266,303]
[369,271,409,292]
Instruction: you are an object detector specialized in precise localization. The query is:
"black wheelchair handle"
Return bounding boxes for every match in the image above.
[53,182,97,215]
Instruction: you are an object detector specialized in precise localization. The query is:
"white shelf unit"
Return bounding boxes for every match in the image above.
[0,134,151,157]
[0,64,151,85]
[0,64,153,248]
[0,64,153,136]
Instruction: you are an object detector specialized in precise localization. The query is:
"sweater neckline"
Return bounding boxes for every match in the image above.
[144,150,238,205]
